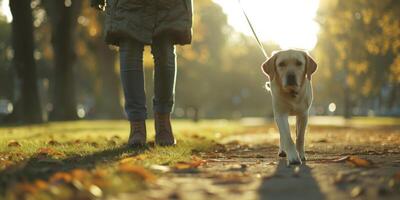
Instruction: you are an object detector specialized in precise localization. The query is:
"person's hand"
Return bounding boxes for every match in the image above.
[91,0,106,11]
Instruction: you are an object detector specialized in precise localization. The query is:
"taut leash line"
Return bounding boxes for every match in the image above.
[238,0,269,59]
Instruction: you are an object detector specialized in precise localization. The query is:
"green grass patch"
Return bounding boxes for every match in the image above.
[0,120,244,199]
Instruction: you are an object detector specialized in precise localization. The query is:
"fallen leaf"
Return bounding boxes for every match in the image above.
[174,161,205,170]
[93,169,107,179]
[332,156,373,167]
[36,147,65,157]
[347,156,373,167]
[0,159,13,169]
[71,169,89,181]
[118,163,156,182]
[34,180,48,190]
[7,140,21,147]
[174,157,207,170]
[49,172,72,183]
[119,154,147,164]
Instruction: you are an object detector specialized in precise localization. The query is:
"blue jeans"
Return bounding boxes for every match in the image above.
[119,36,176,121]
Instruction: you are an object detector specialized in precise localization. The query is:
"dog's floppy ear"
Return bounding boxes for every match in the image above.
[261,52,278,80]
[303,52,317,80]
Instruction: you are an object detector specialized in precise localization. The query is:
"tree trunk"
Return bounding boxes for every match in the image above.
[94,43,124,119]
[343,67,352,119]
[46,0,82,121]
[9,0,43,123]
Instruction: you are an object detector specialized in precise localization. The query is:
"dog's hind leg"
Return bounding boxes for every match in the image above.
[275,115,301,165]
[296,113,308,161]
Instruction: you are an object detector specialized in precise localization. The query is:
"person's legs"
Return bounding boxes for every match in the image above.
[119,37,147,146]
[151,35,177,146]
[152,36,177,113]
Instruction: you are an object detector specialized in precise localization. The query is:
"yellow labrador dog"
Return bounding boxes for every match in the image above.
[262,49,317,165]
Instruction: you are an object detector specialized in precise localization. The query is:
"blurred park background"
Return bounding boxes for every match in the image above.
[0,0,399,124]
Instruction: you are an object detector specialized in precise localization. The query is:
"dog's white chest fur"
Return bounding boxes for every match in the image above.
[270,80,313,116]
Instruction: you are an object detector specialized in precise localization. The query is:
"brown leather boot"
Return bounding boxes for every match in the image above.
[128,121,147,146]
[154,113,176,146]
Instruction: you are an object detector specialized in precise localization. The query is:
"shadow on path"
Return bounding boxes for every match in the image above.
[0,145,147,194]
[258,159,325,200]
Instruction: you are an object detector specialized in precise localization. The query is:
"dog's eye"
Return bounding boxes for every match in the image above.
[278,62,286,67]
[296,61,303,66]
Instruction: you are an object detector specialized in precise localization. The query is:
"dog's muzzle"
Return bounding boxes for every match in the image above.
[286,74,297,86]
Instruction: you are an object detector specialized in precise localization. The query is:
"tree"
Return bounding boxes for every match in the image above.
[44,0,83,120]
[315,0,400,117]
[8,0,43,123]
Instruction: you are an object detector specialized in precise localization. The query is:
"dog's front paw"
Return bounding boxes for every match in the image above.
[287,149,302,165]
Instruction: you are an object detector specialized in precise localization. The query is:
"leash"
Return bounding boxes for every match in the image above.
[237,0,269,59]
[237,0,272,92]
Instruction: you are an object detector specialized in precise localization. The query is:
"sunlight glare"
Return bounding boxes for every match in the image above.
[213,0,320,50]
[0,0,12,23]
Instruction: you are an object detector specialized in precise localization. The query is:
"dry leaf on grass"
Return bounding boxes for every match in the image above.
[119,154,147,164]
[7,140,21,147]
[36,147,65,157]
[118,163,156,182]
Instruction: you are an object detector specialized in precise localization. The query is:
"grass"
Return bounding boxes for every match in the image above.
[0,120,245,200]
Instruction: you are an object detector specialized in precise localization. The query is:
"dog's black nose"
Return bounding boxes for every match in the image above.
[287,74,297,86]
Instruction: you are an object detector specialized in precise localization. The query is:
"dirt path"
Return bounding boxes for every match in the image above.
[115,126,400,200]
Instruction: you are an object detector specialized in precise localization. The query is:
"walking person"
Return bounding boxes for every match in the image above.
[91,0,193,146]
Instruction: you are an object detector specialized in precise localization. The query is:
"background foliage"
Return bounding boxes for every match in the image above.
[0,0,399,123]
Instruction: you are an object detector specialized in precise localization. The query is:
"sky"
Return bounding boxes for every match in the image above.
[0,0,320,50]
[213,0,320,50]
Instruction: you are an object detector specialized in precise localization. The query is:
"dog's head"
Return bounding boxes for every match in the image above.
[262,49,317,94]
